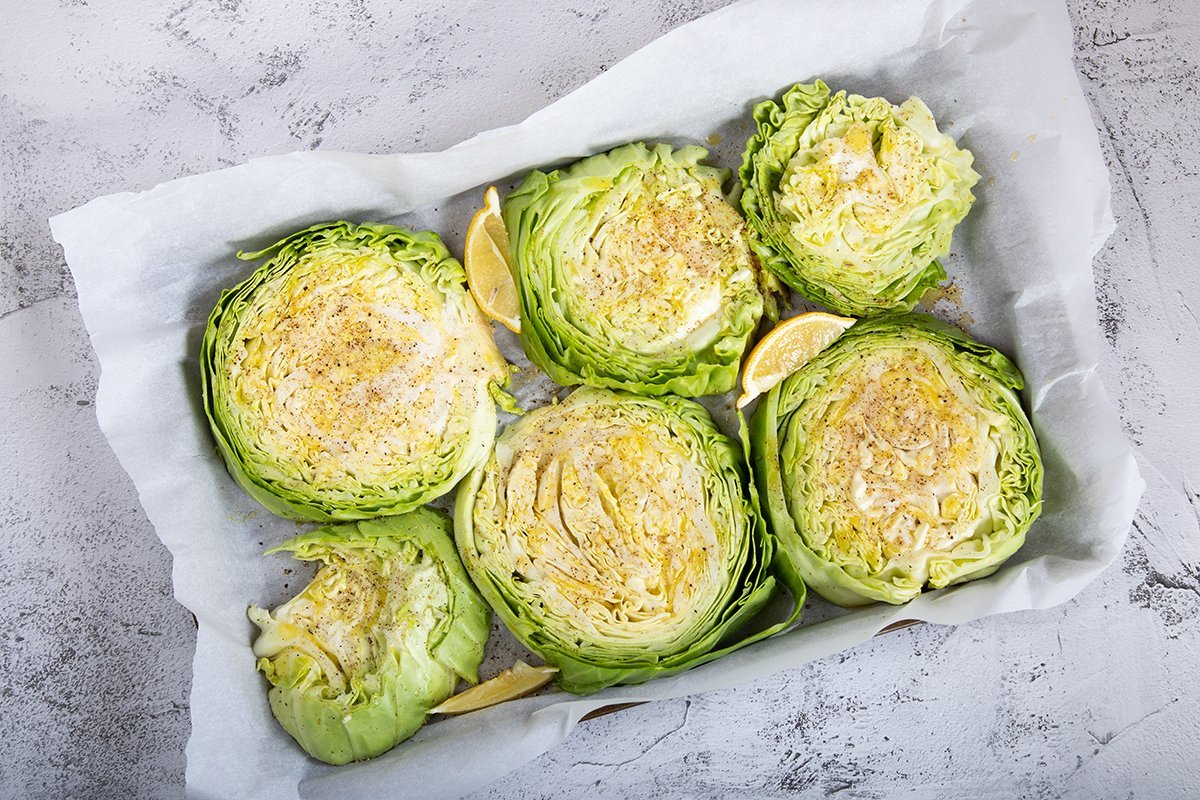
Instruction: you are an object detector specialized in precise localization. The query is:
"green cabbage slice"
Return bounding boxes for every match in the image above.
[740,81,980,316]
[505,142,774,397]
[456,387,804,694]
[248,509,490,765]
[201,221,509,521]
[750,315,1042,606]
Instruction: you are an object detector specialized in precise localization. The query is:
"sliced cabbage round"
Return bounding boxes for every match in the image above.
[248,509,490,765]
[749,315,1043,606]
[740,80,980,316]
[455,387,803,694]
[201,221,509,521]
[504,142,772,397]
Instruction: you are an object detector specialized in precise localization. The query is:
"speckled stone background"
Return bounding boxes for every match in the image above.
[1,1,1197,798]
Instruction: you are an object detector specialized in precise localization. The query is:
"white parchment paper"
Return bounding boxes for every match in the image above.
[50,0,1143,797]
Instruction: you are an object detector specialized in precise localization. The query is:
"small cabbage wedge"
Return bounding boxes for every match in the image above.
[455,387,804,694]
[504,142,773,397]
[750,315,1043,606]
[248,509,490,765]
[739,81,980,316]
[201,221,509,522]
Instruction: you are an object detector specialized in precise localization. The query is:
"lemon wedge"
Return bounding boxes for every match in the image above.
[737,312,856,408]
[465,186,520,333]
[429,660,557,715]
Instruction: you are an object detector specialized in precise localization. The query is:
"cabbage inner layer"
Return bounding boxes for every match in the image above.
[774,99,964,293]
[250,541,449,698]
[225,244,504,498]
[472,397,733,654]
[785,341,1013,581]
[560,167,759,355]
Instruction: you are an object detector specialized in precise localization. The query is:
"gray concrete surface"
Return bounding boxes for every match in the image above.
[2,0,1198,797]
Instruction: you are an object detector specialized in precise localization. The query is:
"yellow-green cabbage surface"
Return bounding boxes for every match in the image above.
[504,143,773,397]
[750,315,1042,606]
[201,222,508,521]
[455,387,804,693]
[248,509,489,765]
[740,81,980,316]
